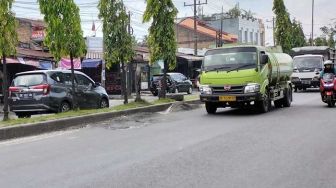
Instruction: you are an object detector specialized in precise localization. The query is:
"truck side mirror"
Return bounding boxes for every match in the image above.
[261,54,269,65]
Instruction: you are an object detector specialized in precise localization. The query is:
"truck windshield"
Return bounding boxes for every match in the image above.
[293,56,322,71]
[203,47,257,72]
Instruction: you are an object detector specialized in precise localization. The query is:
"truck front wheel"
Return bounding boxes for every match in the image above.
[205,102,217,114]
[282,87,292,107]
[256,91,271,113]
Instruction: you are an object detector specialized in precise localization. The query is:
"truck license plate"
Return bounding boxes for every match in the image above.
[219,96,236,102]
[302,80,311,85]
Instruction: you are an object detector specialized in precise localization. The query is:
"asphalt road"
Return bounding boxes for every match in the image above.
[1,90,336,188]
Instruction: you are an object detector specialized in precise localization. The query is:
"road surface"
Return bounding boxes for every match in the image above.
[0,90,335,188]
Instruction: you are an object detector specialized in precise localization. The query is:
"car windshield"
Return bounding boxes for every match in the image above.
[293,56,322,71]
[13,74,45,87]
[152,75,163,81]
[203,47,258,71]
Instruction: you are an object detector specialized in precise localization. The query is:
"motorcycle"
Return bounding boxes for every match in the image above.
[320,73,336,107]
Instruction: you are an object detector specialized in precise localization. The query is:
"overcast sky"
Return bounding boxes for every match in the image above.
[12,0,336,46]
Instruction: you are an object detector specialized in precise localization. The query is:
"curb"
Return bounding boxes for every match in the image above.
[0,100,202,141]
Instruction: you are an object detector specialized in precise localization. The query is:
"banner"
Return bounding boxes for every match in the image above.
[58,58,81,69]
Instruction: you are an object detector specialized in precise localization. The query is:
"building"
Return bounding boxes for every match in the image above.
[205,15,265,46]
[176,17,238,50]
[15,18,53,67]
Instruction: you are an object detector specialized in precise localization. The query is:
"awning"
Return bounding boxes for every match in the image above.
[86,52,104,59]
[5,58,20,64]
[178,55,203,61]
[39,61,53,70]
[25,59,40,67]
[1,58,52,69]
[82,59,102,68]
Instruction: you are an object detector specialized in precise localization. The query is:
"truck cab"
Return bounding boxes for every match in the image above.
[291,55,324,92]
[199,45,293,114]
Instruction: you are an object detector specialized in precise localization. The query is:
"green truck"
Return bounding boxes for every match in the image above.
[199,45,294,114]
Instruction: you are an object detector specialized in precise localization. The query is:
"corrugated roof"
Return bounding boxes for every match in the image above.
[16,48,53,59]
[17,17,46,27]
[178,18,237,42]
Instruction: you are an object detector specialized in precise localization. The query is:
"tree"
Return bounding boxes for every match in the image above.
[39,0,86,110]
[273,0,293,53]
[227,3,241,18]
[314,36,328,46]
[143,0,178,99]
[328,33,335,48]
[321,26,336,48]
[0,0,18,121]
[242,10,255,20]
[291,19,306,48]
[98,0,134,104]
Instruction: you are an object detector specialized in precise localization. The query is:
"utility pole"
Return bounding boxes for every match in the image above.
[127,11,134,98]
[311,0,314,46]
[184,0,208,56]
[220,6,223,47]
[266,17,275,46]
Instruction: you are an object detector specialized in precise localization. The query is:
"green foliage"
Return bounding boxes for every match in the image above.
[227,3,241,18]
[242,10,256,20]
[321,26,336,48]
[98,0,134,69]
[328,33,335,48]
[38,0,86,61]
[291,19,306,48]
[143,0,177,70]
[273,0,292,53]
[314,36,328,46]
[0,0,18,58]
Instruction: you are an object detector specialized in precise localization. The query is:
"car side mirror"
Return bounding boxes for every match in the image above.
[94,82,102,87]
[261,54,269,65]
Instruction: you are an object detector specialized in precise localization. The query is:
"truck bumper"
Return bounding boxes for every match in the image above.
[200,93,263,103]
[292,80,320,89]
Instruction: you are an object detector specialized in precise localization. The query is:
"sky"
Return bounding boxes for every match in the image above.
[12,0,336,46]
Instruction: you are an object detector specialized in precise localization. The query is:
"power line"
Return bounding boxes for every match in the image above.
[184,0,208,56]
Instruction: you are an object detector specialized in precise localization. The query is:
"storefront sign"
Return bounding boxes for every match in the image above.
[31,30,46,40]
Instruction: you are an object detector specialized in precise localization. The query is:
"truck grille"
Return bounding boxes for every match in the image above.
[211,85,245,94]
[300,78,312,81]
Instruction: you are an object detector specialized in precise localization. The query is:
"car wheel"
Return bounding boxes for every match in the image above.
[187,87,193,94]
[16,112,31,118]
[59,101,71,113]
[294,87,298,92]
[100,98,109,108]
[152,90,158,96]
[205,102,217,114]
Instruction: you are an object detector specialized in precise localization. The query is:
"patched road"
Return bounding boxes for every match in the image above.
[1,91,336,188]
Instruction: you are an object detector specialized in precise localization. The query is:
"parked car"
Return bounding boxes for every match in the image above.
[9,70,109,118]
[150,73,193,96]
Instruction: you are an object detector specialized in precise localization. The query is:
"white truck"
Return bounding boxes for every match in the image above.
[290,46,336,92]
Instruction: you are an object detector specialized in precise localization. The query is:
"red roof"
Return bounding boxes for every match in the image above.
[178,18,237,42]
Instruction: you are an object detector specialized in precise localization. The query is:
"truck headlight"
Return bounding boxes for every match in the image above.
[244,84,260,93]
[291,77,300,82]
[200,85,212,95]
[313,76,320,81]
